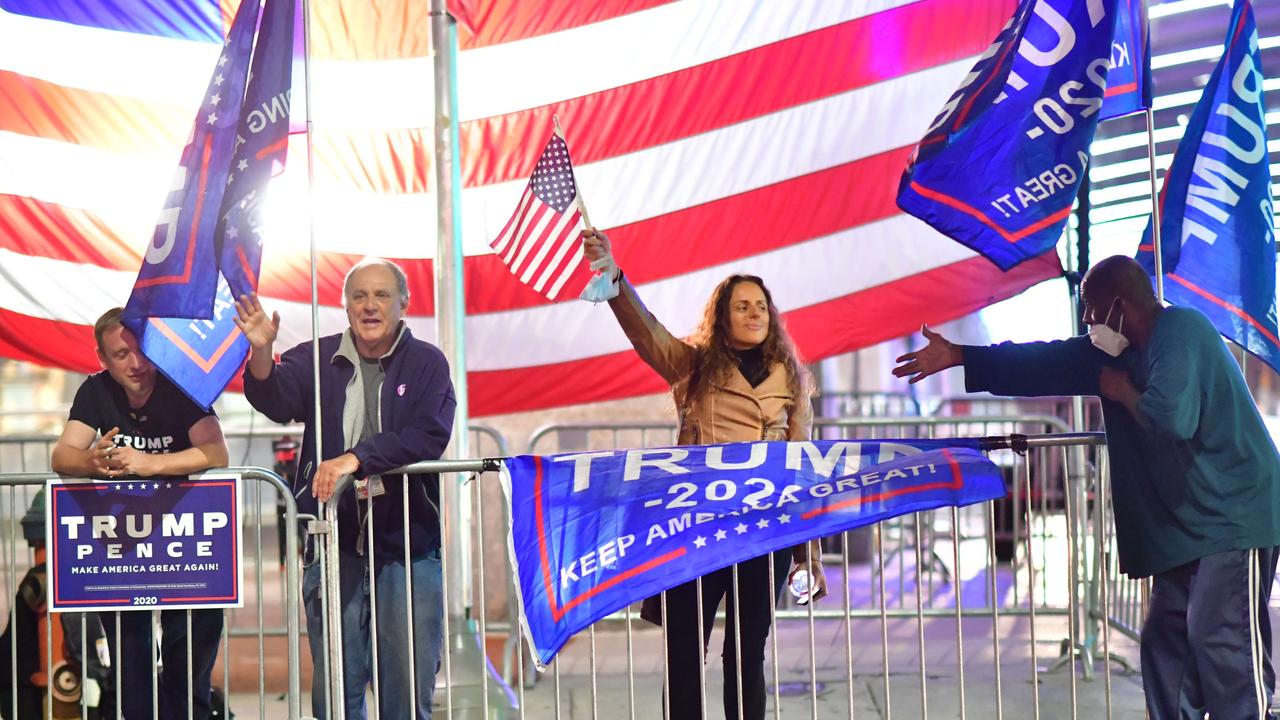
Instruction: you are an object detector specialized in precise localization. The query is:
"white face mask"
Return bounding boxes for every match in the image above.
[1088,298,1129,357]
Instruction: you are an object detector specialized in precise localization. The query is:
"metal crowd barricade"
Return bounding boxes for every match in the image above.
[816,391,922,419]
[9,418,1146,718]
[0,436,62,474]
[1091,450,1149,650]
[503,423,1139,718]
[1,424,510,639]
[306,426,1138,719]
[528,422,678,457]
[318,459,505,720]
[930,395,1105,432]
[531,415,1081,623]
[0,467,303,720]
[217,422,515,720]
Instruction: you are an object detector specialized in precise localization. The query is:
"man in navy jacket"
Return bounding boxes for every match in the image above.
[234,258,456,720]
[893,256,1280,719]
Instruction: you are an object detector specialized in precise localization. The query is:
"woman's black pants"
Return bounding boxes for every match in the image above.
[661,551,790,720]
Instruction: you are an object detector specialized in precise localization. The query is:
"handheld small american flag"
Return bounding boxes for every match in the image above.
[489,130,594,301]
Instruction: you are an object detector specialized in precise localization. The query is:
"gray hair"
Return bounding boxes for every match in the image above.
[342,258,410,306]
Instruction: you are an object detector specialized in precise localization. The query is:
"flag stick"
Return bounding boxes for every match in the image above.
[1145,107,1165,303]
[299,0,339,716]
[431,5,476,705]
[553,115,595,230]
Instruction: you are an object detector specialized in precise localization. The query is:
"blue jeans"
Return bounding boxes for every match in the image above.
[304,547,444,720]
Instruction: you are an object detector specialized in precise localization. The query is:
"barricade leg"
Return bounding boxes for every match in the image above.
[767,556,781,720]
[986,502,1004,720]
[374,551,443,719]
[841,531,855,719]
[950,508,967,720]
[1022,458,1042,720]
[876,524,892,720]
[913,515,929,718]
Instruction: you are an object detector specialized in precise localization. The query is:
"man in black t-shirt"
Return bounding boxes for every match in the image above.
[51,307,229,720]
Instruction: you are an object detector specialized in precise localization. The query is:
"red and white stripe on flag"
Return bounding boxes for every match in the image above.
[0,0,1065,416]
[489,132,593,301]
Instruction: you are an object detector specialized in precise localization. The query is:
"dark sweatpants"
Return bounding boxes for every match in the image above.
[1141,546,1279,719]
[661,551,790,720]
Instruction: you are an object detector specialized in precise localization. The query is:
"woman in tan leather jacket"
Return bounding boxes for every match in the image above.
[582,229,828,720]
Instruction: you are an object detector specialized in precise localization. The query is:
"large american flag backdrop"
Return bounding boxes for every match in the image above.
[0,0,1061,416]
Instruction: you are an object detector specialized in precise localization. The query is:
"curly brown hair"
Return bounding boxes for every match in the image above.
[683,274,813,405]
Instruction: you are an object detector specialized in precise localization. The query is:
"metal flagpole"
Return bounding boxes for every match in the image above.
[299,0,340,715]
[1063,180,1094,671]
[432,0,470,619]
[432,1,469,457]
[433,1,511,716]
[1145,107,1165,304]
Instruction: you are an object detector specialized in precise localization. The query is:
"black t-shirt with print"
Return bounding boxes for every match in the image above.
[68,371,213,453]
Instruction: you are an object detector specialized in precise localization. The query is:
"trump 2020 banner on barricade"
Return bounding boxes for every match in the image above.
[1136,0,1279,373]
[502,439,1005,667]
[897,0,1120,270]
[46,475,243,612]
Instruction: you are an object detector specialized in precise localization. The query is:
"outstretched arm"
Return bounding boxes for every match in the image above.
[581,229,696,384]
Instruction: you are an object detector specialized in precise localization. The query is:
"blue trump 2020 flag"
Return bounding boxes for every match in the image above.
[898,0,1120,271]
[122,0,296,408]
[502,439,1006,667]
[1099,0,1152,121]
[1136,0,1279,372]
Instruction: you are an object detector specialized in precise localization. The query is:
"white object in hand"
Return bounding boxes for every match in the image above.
[789,569,811,605]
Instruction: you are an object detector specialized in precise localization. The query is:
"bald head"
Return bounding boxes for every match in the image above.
[1081,255,1162,345]
[1082,256,1156,306]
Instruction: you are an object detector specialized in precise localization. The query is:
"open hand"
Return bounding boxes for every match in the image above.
[892,324,962,384]
[232,293,280,351]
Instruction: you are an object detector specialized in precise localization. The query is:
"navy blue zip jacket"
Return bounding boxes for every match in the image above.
[243,326,456,559]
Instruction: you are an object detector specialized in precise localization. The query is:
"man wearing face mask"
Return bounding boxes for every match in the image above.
[893,255,1280,719]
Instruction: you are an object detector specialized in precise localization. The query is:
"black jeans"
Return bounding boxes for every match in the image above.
[661,551,790,720]
[102,609,224,720]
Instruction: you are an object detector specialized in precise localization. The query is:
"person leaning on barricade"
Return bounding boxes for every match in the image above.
[893,255,1280,720]
[50,307,229,720]
[232,258,456,720]
[580,229,828,720]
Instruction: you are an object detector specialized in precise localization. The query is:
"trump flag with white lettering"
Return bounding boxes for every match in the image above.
[1136,0,1279,371]
[501,439,1005,667]
[1099,0,1152,121]
[122,0,295,408]
[897,0,1120,270]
